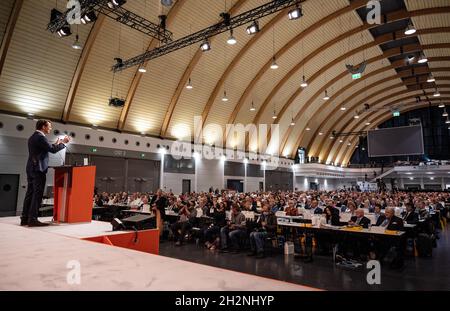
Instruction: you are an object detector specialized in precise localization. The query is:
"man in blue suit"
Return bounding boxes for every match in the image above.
[21,120,70,227]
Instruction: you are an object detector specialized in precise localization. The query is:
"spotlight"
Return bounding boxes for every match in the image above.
[340,107,346,111]
[438,102,445,108]
[418,52,428,64]
[427,74,435,83]
[288,5,303,20]
[354,115,360,119]
[300,75,308,88]
[200,39,211,52]
[109,97,125,107]
[114,57,123,69]
[186,78,193,89]
[445,119,450,124]
[250,101,256,111]
[72,35,82,50]
[365,122,371,126]
[434,89,441,97]
[407,55,415,63]
[290,118,295,126]
[323,90,330,100]
[270,56,279,70]
[108,0,127,9]
[305,127,310,131]
[226,29,237,45]
[404,21,416,35]
[443,110,448,117]
[246,20,259,35]
[81,11,97,24]
[57,25,72,37]
[318,132,323,136]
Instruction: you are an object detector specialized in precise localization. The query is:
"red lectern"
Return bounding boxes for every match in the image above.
[53,166,96,223]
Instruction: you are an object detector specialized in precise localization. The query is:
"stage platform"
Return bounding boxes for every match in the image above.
[0,217,317,291]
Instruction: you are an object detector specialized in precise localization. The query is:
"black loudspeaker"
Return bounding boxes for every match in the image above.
[121,214,155,230]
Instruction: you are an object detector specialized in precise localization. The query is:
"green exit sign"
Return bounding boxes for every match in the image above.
[393,111,400,117]
[352,73,362,80]
[91,148,97,153]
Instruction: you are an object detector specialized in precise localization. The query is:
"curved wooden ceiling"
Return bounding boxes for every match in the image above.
[0,0,449,165]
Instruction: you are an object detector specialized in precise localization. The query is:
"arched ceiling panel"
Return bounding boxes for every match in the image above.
[282,59,398,157]
[305,72,405,155]
[0,0,91,118]
[0,0,15,47]
[405,0,450,11]
[123,0,238,136]
[233,0,352,127]
[165,0,259,141]
[69,1,159,128]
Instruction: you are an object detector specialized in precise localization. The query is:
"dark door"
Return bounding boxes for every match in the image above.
[259,181,264,192]
[310,182,318,191]
[182,179,191,194]
[227,179,244,192]
[0,174,19,217]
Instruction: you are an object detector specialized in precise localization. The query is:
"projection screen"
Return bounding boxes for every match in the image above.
[367,125,424,157]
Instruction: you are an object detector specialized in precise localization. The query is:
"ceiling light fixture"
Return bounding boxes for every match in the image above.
[72,34,82,50]
[186,77,193,89]
[226,29,237,45]
[300,75,308,88]
[250,101,256,111]
[323,90,330,101]
[222,90,229,102]
[288,4,303,20]
[200,39,211,52]
[404,21,416,35]
[270,56,279,70]
[427,74,435,83]
[418,52,428,64]
[246,20,259,35]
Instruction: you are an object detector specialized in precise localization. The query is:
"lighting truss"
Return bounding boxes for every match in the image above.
[47,0,173,43]
[112,0,303,72]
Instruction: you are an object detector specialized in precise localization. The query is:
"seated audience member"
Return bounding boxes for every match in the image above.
[94,194,103,207]
[247,203,277,258]
[379,207,404,231]
[348,209,371,229]
[324,205,340,226]
[345,200,357,216]
[140,195,152,213]
[311,199,323,215]
[204,202,227,250]
[130,195,142,209]
[402,202,418,224]
[373,204,386,226]
[285,199,298,216]
[220,204,247,253]
[171,202,196,246]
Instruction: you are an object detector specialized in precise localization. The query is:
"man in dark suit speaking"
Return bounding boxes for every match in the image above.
[21,120,70,227]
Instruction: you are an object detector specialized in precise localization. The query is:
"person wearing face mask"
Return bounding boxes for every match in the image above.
[247,203,277,258]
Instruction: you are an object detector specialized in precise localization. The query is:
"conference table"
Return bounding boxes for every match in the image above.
[276,214,407,262]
